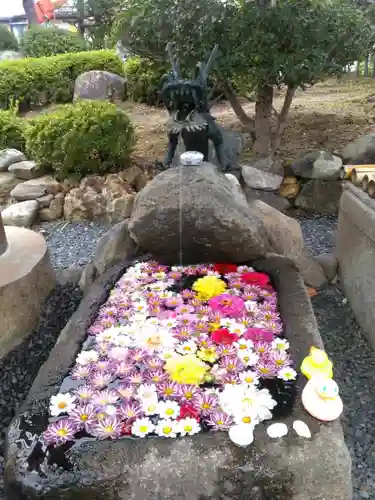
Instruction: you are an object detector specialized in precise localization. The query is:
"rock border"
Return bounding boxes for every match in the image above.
[5,255,352,500]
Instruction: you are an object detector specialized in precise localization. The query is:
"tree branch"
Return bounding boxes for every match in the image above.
[272,85,296,152]
[222,81,255,132]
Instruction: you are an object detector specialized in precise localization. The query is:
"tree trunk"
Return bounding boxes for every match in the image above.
[253,85,274,157]
[372,55,375,79]
[356,60,361,77]
[364,54,369,78]
[272,85,296,152]
[23,0,38,25]
[222,81,254,130]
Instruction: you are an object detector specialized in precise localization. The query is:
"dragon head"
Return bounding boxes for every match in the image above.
[160,44,219,132]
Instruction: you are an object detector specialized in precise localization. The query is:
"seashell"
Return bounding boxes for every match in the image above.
[228,424,254,447]
[293,420,311,438]
[266,423,288,439]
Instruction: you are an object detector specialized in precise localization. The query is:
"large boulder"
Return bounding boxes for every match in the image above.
[241,164,283,191]
[0,149,26,172]
[292,151,342,180]
[74,70,126,102]
[128,162,269,263]
[341,133,375,164]
[4,256,352,500]
[1,200,39,227]
[295,180,343,215]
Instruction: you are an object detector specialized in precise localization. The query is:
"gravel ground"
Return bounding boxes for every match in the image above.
[0,216,374,500]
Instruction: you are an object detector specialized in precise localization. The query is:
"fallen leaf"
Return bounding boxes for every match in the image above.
[307,287,318,297]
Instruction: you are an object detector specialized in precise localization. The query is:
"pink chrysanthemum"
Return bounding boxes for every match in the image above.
[43,418,76,446]
[220,356,244,372]
[144,369,168,384]
[90,371,113,389]
[115,361,134,378]
[256,359,278,378]
[117,384,135,400]
[206,411,234,431]
[268,350,292,369]
[92,390,119,407]
[176,384,201,404]
[71,364,91,380]
[90,416,123,440]
[75,385,95,404]
[69,405,96,431]
[192,393,218,416]
[145,357,165,370]
[156,381,179,399]
[119,401,143,421]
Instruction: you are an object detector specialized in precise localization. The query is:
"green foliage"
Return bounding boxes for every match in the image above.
[25,100,135,180]
[115,0,372,91]
[20,26,87,58]
[124,56,168,104]
[0,106,25,150]
[0,50,124,111]
[0,25,19,52]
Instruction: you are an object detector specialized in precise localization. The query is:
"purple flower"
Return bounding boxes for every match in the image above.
[90,371,113,389]
[75,385,95,404]
[181,289,195,300]
[117,384,135,400]
[253,341,272,355]
[220,356,244,372]
[156,381,179,399]
[176,384,201,404]
[126,370,143,385]
[256,359,278,378]
[206,411,234,431]
[115,361,133,378]
[260,320,283,335]
[90,416,123,440]
[221,373,241,385]
[173,326,191,340]
[71,364,92,380]
[130,349,149,363]
[192,393,218,416]
[209,294,245,318]
[268,350,292,369]
[92,389,119,407]
[176,304,194,315]
[95,360,112,372]
[108,346,129,361]
[43,418,76,446]
[143,369,167,384]
[69,405,96,431]
[216,345,237,357]
[145,357,165,370]
[119,401,143,421]
[164,296,184,309]
[257,311,281,323]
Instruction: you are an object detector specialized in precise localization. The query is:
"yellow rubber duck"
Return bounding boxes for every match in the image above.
[300,346,333,380]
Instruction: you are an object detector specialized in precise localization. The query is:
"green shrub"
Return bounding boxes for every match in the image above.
[20,26,87,58]
[0,50,124,111]
[124,56,168,105]
[0,25,18,52]
[0,108,25,150]
[25,100,135,180]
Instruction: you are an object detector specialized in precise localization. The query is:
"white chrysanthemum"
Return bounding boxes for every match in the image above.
[138,384,158,401]
[230,322,247,336]
[220,318,238,330]
[96,327,122,343]
[234,339,254,351]
[272,338,290,351]
[136,324,177,352]
[132,301,149,315]
[239,370,260,385]
[114,335,134,347]
[237,349,259,367]
[143,398,159,416]
[176,340,198,355]
[131,417,155,437]
[147,282,169,292]
[76,349,99,366]
[277,367,297,381]
[108,346,129,361]
[161,318,179,329]
[155,419,179,438]
[205,270,221,277]
[156,400,180,420]
[233,411,259,427]
[103,404,117,416]
[254,388,277,421]
[177,418,201,436]
[49,393,76,416]
[244,300,259,313]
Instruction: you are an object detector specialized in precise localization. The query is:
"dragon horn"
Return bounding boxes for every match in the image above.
[202,44,219,79]
[166,42,181,78]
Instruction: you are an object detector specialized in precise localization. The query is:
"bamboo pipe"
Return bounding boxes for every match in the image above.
[0,213,7,256]
[362,173,375,192]
[351,168,375,185]
[367,180,375,198]
[339,166,353,180]
[342,165,375,181]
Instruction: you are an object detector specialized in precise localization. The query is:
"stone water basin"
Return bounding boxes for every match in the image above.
[4,256,351,500]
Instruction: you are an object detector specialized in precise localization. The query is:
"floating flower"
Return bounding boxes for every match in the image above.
[157,400,180,419]
[119,401,143,421]
[211,328,239,345]
[256,360,277,379]
[272,338,290,351]
[71,364,91,380]
[237,349,259,367]
[144,369,167,384]
[176,384,201,403]
[75,385,94,404]
[137,384,158,401]
[90,371,113,389]
[197,346,218,363]
[192,276,227,301]
[43,418,76,445]
[239,370,260,385]
[164,354,209,385]
[241,272,269,287]
[277,367,297,381]
[49,393,76,417]
[176,340,198,355]
[117,384,135,400]
[178,404,200,421]
[177,418,201,436]
[193,393,218,416]
[209,294,245,317]
[155,419,179,438]
[91,416,123,440]
[213,263,238,274]
[269,350,291,369]
[156,381,179,399]
[92,390,119,407]
[206,411,234,430]
[76,349,99,366]
[69,404,96,431]
[243,328,274,342]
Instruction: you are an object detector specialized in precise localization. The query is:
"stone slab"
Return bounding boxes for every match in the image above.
[8,160,44,180]
[337,183,375,350]
[1,200,38,227]
[0,226,56,359]
[5,256,352,500]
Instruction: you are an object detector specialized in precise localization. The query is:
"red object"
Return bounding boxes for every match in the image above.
[34,0,68,23]
[213,263,238,275]
[177,405,200,421]
[120,420,133,436]
[241,272,270,287]
[211,328,239,345]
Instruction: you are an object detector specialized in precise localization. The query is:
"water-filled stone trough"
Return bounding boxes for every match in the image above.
[4,255,351,500]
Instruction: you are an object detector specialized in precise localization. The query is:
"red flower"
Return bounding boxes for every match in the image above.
[178,404,200,421]
[213,263,238,275]
[241,272,270,287]
[121,421,134,436]
[211,328,239,345]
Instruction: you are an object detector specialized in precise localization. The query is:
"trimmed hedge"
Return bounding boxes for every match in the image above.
[20,26,87,58]
[124,56,168,105]
[0,109,25,151]
[25,100,135,180]
[0,50,124,111]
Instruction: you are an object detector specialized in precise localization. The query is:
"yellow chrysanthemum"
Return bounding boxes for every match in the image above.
[197,347,218,363]
[192,276,227,301]
[164,354,209,385]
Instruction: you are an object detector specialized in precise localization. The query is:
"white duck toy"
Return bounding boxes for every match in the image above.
[302,377,343,422]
